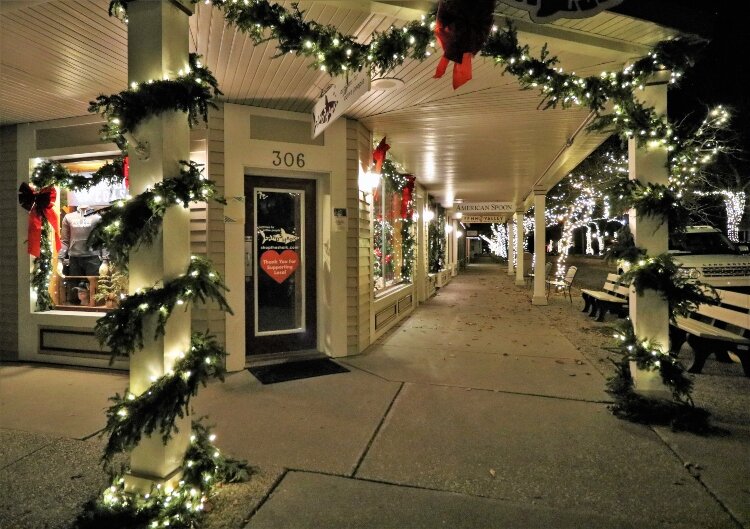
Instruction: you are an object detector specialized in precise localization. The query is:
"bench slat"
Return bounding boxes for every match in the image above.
[694,303,750,330]
[675,317,750,344]
[716,289,750,311]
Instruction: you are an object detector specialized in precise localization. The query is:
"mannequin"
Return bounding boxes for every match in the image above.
[59,205,105,303]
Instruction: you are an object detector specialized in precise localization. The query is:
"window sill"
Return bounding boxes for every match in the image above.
[374,282,412,304]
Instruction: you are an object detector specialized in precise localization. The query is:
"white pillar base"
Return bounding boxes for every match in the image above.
[125,466,184,494]
[532,295,548,306]
[629,361,672,400]
[515,278,526,287]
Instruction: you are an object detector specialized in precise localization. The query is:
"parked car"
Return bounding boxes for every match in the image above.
[619,226,750,289]
[669,226,750,288]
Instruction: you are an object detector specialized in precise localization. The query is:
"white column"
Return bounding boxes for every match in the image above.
[506,220,514,275]
[532,190,547,305]
[629,70,670,353]
[125,0,193,492]
[515,210,525,286]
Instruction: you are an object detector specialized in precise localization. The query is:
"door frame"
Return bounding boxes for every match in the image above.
[244,167,328,357]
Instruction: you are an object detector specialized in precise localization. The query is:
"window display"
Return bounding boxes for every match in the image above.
[372,159,416,293]
[54,159,129,311]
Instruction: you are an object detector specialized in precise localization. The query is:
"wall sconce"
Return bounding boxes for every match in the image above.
[457,231,464,238]
[453,211,463,220]
[445,224,453,234]
[424,209,435,222]
[358,170,381,199]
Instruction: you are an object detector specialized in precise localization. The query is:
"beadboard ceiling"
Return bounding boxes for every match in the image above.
[0,0,677,208]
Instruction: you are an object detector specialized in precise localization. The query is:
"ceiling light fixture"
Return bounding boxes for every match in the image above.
[371,77,405,91]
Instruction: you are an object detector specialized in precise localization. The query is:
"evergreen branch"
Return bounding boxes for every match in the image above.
[87,161,225,269]
[95,257,233,358]
[101,333,227,464]
[30,158,126,190]
[89,53,221,136]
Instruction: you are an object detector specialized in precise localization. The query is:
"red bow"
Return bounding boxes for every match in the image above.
[433,20,473,89]
[373,136,390,174]
[401,175,416,219]
[18,183,61,258]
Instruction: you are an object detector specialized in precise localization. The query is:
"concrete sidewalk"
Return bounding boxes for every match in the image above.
[1,262,749,528]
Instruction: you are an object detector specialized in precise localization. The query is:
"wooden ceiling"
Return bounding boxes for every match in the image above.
[0,0,677,207]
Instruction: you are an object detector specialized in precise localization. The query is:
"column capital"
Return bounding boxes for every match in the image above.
[533,186,547,195]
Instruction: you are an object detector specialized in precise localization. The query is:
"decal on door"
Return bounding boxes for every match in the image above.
[260,249,299,284]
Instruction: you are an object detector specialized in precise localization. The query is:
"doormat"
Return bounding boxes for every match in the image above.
[248,359,350,385]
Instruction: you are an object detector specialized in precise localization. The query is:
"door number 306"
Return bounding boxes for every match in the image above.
[272,150,305,168]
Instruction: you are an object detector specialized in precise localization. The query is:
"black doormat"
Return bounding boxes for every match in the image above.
[248,358,349,385]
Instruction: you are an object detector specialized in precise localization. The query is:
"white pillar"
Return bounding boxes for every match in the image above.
[125,0,193,492]
[532,190,547,305]
[515,210,525,286]
[507,221,514,275]
[629,70,670,353]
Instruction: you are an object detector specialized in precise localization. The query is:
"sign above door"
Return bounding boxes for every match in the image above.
[312,68,370,139]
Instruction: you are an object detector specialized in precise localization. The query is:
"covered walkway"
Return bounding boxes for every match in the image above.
[2,262,749,528]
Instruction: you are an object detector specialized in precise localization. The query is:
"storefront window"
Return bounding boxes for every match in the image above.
[53,159,129,311]
[373,160,416,293]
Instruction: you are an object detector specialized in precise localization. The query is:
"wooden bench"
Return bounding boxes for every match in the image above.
[580,273,629,322]
[669,288,750,377]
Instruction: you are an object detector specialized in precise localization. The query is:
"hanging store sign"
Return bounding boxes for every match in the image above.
[500,0,624,23]
[312,69,370,139]
[461,214,507,223]
[454,202,514,214]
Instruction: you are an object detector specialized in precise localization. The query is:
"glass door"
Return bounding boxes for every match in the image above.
[245,176,317,355]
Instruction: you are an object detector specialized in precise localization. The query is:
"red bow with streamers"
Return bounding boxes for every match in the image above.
[373,136,390,174]
[123,156,130,189]
[433,0,496,89]
[18,183,61,258]
[401,175,416,219]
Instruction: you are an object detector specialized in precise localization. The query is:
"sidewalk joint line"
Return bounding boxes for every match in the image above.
[351,382,405,478]
[243,468,289,524]
[651,427,746,529]
[0,440,57,472]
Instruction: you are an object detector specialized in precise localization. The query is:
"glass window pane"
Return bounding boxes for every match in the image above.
[255,189,304,334]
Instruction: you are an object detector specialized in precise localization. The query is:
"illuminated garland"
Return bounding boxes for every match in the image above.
[95,256,232,358]
[74,420,249,529]
[31,158,126,190]
[611,179,690,234]
[606,324,711,432]
[31,220,55,311]
[620,253,718,320]
[88,161,225,268]
[89,53,221,142]
[102,332,228,463]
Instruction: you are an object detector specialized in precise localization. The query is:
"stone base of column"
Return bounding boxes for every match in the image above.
[507,270,514,275]
[124,466,184,494]
[532,295,548,306]
[514,278,526,286]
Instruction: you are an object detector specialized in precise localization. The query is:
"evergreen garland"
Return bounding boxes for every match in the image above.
[31,220,55,311]
[95,256,232,358]
[74,420,251,529]
[620,253,718,320]
[89,53,221,140]
[88,161,225,268]
[102,332,228,464]
[610,178,691,234]
[31,158,126,190]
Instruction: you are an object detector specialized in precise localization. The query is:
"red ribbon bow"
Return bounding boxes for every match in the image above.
[433,20,474,90]
[373,136,390,174]
[18,183,61,258]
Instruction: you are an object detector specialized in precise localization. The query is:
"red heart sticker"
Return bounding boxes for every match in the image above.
[260,250,299,284]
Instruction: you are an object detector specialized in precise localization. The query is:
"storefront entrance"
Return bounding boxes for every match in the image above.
[244,176,317,356]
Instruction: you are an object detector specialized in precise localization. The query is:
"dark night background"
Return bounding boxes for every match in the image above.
[614,0,750,169]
